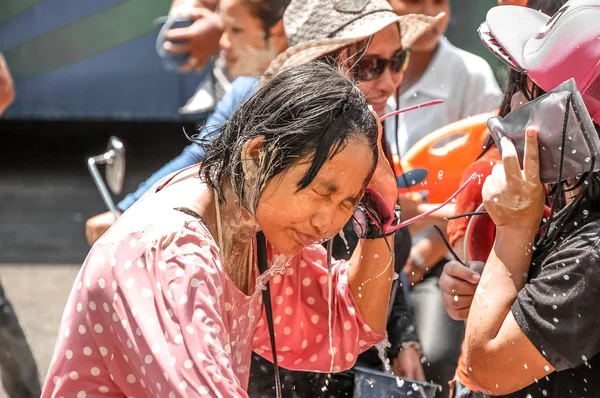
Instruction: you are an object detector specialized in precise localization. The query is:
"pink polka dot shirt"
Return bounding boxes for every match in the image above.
[42,211,382,397]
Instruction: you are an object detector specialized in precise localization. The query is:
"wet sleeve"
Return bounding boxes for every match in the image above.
[113,228,249,397]
[116,77,259,212]
[511,231,600,371]
[136,227,252,397]
[252,245,384,373]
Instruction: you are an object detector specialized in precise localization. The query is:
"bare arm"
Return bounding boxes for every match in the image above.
[465,130,553,394]
[348,111,397,333]
[348,236,395,333]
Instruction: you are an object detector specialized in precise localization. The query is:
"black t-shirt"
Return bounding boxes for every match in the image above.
[490,196,600,398]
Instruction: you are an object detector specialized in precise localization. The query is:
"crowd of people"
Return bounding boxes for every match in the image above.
[2,0,600,397]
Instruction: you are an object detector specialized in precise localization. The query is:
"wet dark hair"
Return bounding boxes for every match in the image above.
[320,39,371,79]
[199,61,379,212]
[243,0,290,41]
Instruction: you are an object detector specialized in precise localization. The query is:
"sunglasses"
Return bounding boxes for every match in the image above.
[356,49,410,82]
[353,172,478,239]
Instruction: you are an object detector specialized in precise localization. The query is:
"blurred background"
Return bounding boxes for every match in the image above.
[0,0,500,394]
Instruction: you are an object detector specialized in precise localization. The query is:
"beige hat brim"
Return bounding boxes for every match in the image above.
[264,12,445,81]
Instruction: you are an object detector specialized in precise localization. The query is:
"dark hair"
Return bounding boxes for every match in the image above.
[526,0,567,15]
[320,39,371,79]
[243,0,290,41]
[199,61,379,212]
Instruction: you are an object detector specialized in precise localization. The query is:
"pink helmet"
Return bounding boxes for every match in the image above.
[478,0,600,123]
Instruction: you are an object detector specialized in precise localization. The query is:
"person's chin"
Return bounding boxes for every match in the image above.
[271,239,304,256]
[370,99,390,116]
[223,55,237,70]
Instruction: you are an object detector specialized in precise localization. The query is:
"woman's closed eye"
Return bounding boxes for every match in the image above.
[312,188,356,211]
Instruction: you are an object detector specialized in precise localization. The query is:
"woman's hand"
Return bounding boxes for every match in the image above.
[482,128,544,234]
[439,260,483,320]
[367,110,397,207]
[165,7,223,72]
[392,346,425,381]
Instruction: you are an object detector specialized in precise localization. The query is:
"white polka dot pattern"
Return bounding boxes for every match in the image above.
[41,211,382,398]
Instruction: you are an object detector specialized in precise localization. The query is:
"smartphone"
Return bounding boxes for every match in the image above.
[155,16,194,71]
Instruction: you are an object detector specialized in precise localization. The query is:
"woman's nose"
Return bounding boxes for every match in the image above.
[375,67,401,93]
[219,32,231,51]
[310,207,337,236]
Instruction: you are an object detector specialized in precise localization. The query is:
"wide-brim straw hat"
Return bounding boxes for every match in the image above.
[264,0,444,79]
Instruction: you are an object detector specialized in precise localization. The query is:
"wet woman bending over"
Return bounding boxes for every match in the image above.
[42,62,398,397]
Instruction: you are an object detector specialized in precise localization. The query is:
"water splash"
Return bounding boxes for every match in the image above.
[375,337,393,374]
[338,229,350,255]
[255,254,293,292]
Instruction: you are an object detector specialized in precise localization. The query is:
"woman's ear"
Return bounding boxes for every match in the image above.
[241,136,265,181]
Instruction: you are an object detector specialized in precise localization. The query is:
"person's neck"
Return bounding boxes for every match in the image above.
[195,181,260,293]
[399,44,439,95]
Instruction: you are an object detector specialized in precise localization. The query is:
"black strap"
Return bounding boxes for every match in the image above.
[256,232,282,397]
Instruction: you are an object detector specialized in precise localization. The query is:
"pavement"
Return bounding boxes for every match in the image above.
[0,119,199,396]
[0,264,79,397]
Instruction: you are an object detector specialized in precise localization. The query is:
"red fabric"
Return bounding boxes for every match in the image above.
[447,147,501,248]
[447,147,500,392]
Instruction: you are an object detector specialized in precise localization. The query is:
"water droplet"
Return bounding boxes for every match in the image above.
[523,363,528,369]
[563,275,570,280]
[437,170,444,180]
[585,157,591,163]
[582,355,588,361]
[544,365,551,372]
[553,318,559,323]
[493,197,499,203]
[374,253,379,259]
[572,149,577,154]
[453,295,459,302]
[552,305,557,310]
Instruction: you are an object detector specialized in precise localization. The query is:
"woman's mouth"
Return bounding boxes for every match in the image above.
[294,230,319,247]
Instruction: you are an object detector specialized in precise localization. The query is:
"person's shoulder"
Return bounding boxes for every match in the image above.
[551,206,600,257]
[441,38,496,79]
[231,76,259,93]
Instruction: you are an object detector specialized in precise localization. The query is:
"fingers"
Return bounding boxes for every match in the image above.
[446,307,471,321]
[163,41,191,54]
[523,126,541,182]
[179,58,202,72]
[500,136,522,181]
[442,261,481,284]
[187,6,212,20]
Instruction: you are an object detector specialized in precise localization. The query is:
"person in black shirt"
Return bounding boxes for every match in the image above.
[439,1,600,397]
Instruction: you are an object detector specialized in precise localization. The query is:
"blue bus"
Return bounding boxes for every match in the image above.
[0,0,206,120]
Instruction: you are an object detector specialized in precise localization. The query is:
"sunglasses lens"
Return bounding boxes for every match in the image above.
[357,57,384,81]
[391,50,409,73]
[363,191,392,225]
[352,209,368,238]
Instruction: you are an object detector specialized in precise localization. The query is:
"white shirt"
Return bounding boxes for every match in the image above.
[385,37,502,157]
